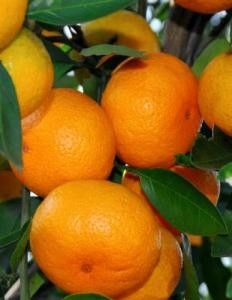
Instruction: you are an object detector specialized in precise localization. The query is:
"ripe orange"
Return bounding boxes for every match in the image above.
[0,28,54,118]
[0,0,28,49]
[118,228,182,300]
[82,10,160,53]
[30,180,161,297]
[0,171,21,202]
[122,166,219,245]
[175,0,232,13]
[102,53,201,168]
[13,88,116,197]
[198,52,232,136]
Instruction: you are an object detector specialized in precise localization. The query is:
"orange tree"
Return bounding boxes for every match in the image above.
[1,0,232,299]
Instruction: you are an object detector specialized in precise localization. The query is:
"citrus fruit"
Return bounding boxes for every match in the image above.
[198,52,232,136]
[118,228,182,300]
[0,0,28,50]
[175,0,232,13]
[82,10,160,53]
[0,28,54,118]
[30,180,161,297]
[102,53,201,168]
[0,171,21,202]
[12,88,116,197]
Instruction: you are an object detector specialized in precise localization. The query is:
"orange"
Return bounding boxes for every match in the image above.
[0,0,28,49]
[0,170,21,201]
[198,52,232,136]
[12,88,116,197]
[118,228,182,300]
[175,0,232,13]
[0,28,54,118]
[122,166,220,245]
[82,10,160,53]
[102,53,201,168]
[30,180,161,297]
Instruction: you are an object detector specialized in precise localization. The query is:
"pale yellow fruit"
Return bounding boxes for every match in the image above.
[82,10,160,53]
[0,28,54,118]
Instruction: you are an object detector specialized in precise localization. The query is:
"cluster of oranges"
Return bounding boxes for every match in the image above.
[1,0,232,299]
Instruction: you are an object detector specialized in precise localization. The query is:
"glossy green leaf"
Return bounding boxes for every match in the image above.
[191,128,232,170]
[10,220,31,271]
[64,294,111,300]
[192,38,230,77]
[28,0,136,25]
[129,168,227,235]
[30,272,46,297]
[0,220,30,249]
[0,63,22,169]
[219,162,232,181]
[81,44,144,58]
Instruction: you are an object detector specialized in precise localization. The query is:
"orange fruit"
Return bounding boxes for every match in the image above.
[82,10,160,53]
[118,228,182,300]
[0,170,21,201]
[198,52,232,136]
[175,0,232,13]
[122,166,220,245]
[102,53,201,168]
[0,0,28,49]
[30,180,161,297]
[0,28,54,118]
[13,88,116,197]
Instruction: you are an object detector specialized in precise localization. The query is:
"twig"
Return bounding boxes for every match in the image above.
[19,187,30,300]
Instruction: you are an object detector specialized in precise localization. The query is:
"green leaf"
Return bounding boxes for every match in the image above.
[175,154,194,167]
[219,162,232,181]
[199,238,230,300]
[28,0,136,25]
[192,38,230,77]
[10,220,31,271]
[54,62,74,82]
[211,235,232,257]
[64,294,111,300]
[226,278,232,299]
[43,40,77,82]
[81,44,144,58]
[182,236,199,300]
[129,168,227,235]
[0,221,30,249]
[191,128,232,170]
[0,63,22,169]
[30,272,46,297]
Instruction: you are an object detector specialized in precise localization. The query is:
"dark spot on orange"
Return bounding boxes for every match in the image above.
[185,110,191,120]
[23,143,29,153]
[81,263,92,273]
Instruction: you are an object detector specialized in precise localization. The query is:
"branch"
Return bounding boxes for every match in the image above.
[19,187,30,300]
